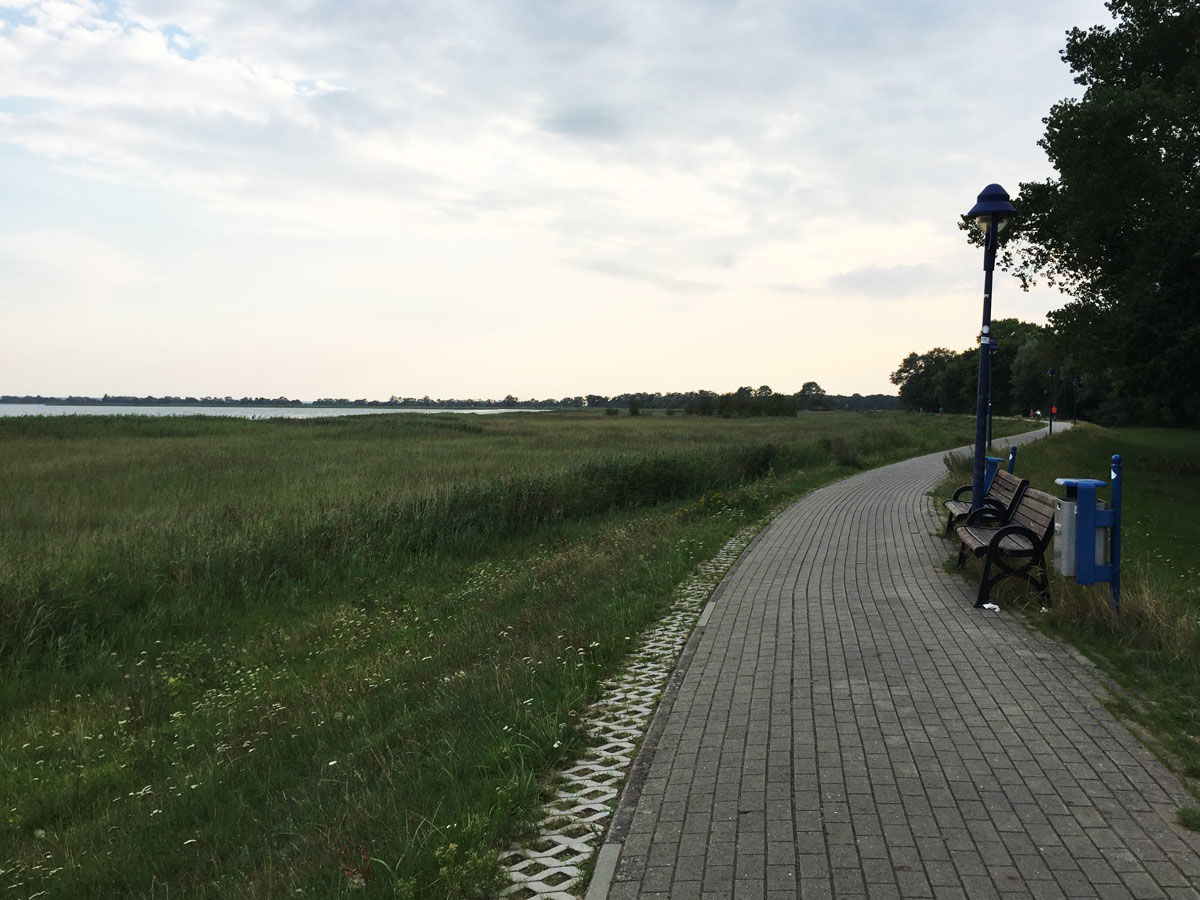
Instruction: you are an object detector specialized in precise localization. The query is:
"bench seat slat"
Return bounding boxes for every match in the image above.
[957,526,1036,556]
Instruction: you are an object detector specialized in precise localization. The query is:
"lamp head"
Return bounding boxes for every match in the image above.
[967,184,1017,233]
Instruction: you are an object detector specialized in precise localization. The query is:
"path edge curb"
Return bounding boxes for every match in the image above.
[583,523,773,898]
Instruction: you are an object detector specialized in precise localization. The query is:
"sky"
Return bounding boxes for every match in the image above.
[0,0,1114,402]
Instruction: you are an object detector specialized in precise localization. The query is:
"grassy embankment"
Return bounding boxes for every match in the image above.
[941,424,1200,827]
[1,410,1028,898]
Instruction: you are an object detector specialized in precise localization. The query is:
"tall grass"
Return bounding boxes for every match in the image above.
[1,410,1026,898]
[0,411,999,665]
[2,443,790,662]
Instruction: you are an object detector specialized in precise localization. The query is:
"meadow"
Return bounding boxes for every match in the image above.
[1,409,1022,899]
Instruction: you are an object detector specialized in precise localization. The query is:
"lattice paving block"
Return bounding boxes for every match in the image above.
[498,525,757,898]
[507,842,593,868]
[559,768,621,787]
[548,791,618,813]
[501,857,585,882]
[545,787,617,810]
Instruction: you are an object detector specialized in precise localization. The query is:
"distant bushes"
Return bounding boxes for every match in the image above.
[686,386,798,417]
[683,382,840,417]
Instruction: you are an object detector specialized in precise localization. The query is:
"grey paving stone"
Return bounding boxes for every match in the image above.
[589,430,1200,897]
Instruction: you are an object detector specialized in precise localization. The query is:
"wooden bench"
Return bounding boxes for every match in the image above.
[954,486,1056,608]
[943,469,1028,535]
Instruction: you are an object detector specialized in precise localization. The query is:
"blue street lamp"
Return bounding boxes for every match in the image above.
[987,339,998,450]
[966,184,1017,511]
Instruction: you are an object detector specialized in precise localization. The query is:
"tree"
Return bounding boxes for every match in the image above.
[931,352,978,414]
[890,349,956,411]
[718,386,756,417]
[797,381,829,411]
[688,390,719,416]
[1003,0,1200,425]
[1009,337,1058,415]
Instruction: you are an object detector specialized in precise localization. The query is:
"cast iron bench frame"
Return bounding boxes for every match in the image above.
[953,486,1056,608]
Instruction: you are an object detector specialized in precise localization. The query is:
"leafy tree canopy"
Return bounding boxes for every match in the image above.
[891,319,1058,417]
[1001,0,1200,425]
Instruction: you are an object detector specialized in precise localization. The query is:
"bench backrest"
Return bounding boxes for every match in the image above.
[1011,487,1057,545]
[988,470,1026,508]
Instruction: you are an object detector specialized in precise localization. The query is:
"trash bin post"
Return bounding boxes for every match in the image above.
[1110,454,1122,613]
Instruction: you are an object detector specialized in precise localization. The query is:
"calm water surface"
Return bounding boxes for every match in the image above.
[0,405,534,419]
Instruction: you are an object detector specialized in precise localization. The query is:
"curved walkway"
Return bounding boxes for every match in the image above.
[589,428,1200,898]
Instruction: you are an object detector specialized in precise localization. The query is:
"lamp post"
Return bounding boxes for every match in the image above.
[987,339,998,450]
[1072,377,1080,425]
[966,184,1017,511]
[1048,368,1056,435]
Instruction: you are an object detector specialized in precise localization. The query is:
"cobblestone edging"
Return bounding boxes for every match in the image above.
[497,525,759,899]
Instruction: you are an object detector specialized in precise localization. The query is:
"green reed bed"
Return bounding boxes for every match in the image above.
[941,424,1200,826]
[2,410,1024,898]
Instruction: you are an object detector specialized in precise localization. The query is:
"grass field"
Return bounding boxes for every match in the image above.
[1,410,1030,899]
[941,423,1200,824]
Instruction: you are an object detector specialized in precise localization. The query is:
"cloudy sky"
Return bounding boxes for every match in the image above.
[1,0,1112,401]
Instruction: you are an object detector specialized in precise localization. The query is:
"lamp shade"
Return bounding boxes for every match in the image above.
[967,184,1017,231]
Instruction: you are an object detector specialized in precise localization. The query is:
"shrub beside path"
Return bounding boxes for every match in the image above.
[589,426,1200,898]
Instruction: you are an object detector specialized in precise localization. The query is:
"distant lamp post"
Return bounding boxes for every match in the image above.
[1048,368,1056,434]
[966,184,1017,511]
[1072,377,1080,425]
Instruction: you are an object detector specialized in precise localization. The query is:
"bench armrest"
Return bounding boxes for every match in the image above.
[951,483,972,501]
[963,505,1005,528]
[989,523,1040,549]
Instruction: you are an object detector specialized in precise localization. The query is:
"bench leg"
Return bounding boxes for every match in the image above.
[975,557,996,607]
[1008,554,1049,601]
[974,551,1050,609]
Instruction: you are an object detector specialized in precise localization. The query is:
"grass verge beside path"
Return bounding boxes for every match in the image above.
[2,411,1029,898]
[938,423,1200,828]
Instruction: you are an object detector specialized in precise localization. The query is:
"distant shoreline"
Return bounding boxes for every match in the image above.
[0,396,552,410]
[0,390,903,413]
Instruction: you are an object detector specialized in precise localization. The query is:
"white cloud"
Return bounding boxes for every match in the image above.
[0,0,1113,398]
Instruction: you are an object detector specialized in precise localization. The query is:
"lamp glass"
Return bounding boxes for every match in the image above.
[974,214,1011,234]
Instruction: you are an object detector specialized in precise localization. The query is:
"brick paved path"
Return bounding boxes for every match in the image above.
[590,432,1200,898]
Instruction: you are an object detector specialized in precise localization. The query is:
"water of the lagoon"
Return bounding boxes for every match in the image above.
[0,404,535,419]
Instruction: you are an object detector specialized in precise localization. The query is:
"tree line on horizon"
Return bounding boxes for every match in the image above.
[901,0,1198,428]
[890,318,1070,418]
[619,383,902,416]
[0,386,901,415]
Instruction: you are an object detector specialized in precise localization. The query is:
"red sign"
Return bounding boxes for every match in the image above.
[1051,406,1058,415]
